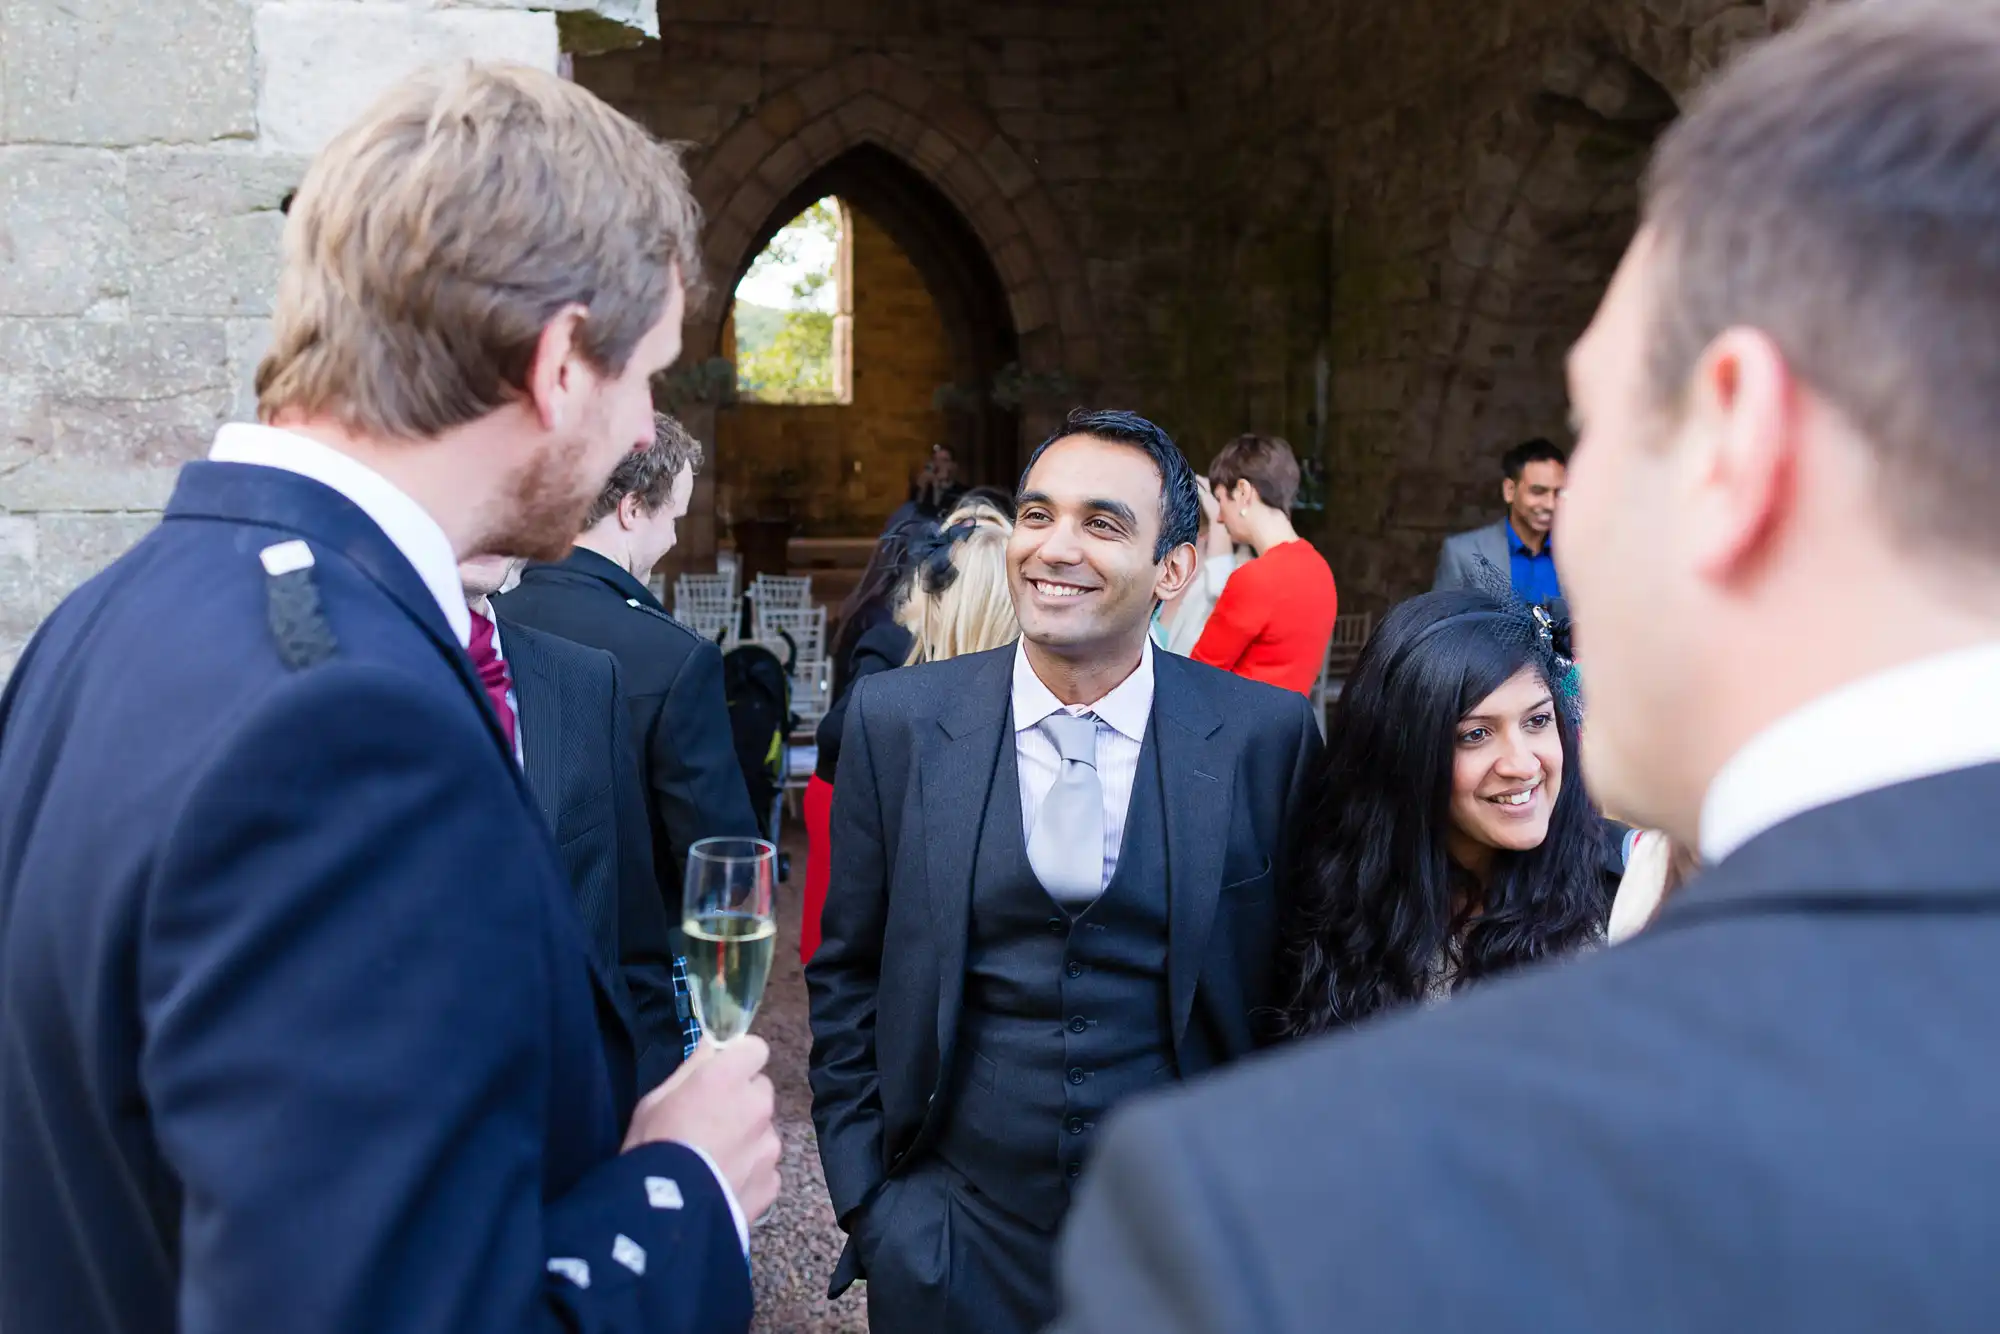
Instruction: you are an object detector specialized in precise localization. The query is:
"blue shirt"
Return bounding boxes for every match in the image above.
[1507,519,1562,605]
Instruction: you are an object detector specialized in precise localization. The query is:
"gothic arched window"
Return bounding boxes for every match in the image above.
[730,197,853,405]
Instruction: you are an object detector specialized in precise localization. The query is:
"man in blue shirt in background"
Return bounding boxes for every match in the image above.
[1433,438,1568,603]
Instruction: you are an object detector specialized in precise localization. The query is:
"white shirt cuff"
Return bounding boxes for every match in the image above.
[680,1141,751,1257]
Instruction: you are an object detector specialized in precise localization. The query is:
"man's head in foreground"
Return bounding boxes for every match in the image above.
[1559,0,2000,843]
[257,61,702,564]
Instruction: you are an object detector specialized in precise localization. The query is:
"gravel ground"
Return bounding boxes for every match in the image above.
[749,822,870,1334]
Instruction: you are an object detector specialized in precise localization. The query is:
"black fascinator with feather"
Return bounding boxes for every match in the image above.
[906,521,978,598]
[1457,558,1581,718]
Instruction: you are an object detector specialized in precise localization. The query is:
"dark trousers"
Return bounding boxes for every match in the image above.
[859,1158,1057,1334]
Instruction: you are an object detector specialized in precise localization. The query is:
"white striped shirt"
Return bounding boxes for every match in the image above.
[1013,639,1154,891]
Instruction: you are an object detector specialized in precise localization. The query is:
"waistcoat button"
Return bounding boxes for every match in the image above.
[1066,961,1083,978]
[1068,1016,1087,1033]
[1068,1067,1085,1085]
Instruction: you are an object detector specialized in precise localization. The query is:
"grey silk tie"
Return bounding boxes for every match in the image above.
[1027,712,1105,907]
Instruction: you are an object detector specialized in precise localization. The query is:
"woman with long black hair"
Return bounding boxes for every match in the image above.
[1279,587,1619,1036]
[801,518,933,964]
[828,517,934,706]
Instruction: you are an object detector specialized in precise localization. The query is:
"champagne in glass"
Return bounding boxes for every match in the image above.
[681,836,778,1045]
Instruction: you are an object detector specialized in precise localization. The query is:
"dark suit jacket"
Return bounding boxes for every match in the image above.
[497,549,760,897]
[805,646,1322,1249]
[501,618,685,1091]
[1432,517,1510,592]
[0,464,749,1334]
[1053,763,2000,1334]
[813,620,914,784]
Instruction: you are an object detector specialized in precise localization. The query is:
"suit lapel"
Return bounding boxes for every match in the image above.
[922,649,1014,1059]
[1481,520,1512,575]
[502,621,564,827]
[343,535,511,763]
[1152,654,1233,1048]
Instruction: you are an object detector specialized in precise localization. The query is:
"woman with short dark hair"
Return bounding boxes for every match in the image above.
[1191,433,1338,695]
[1279,588,1618,1035]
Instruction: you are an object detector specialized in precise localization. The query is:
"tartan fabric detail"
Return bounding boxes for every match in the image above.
[673,954,701,1059]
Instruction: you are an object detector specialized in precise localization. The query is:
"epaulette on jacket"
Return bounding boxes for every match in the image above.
[260,540,338,669]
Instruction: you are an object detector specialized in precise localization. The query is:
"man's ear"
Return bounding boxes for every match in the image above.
[525,303,591,432]
[1502,477,1519,509]
[617,492,646,533]
[1154,542,1199,603]
[1684,327,1798,586]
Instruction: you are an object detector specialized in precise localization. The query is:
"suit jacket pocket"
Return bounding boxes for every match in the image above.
[1220,855,1273,896]
[554,787,612,848]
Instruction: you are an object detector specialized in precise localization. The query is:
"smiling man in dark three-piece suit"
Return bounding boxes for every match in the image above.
[806,408,1322,1334]
[0,64,777,1334]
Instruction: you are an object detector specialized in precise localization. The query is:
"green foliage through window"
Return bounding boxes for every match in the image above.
[733,198,844,405]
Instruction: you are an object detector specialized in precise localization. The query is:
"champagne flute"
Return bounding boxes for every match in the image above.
[681,837,778,1046]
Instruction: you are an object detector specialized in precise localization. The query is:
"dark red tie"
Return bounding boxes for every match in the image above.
[467,610,518,756]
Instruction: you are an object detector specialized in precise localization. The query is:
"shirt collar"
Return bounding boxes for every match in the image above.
[210,422,472,648]
[1012,638,1155,742]
[1700,641,2000,862]
[1505,518,1549,558]
[560,545,662,610]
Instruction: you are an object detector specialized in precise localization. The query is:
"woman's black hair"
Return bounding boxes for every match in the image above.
[833,517,937,681]
[1279,587,1609,1037]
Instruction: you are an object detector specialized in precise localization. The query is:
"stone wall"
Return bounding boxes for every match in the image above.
[3,0,1829,672]
[1140,0,1814,610]
[0,0,653,677]
[713,206,955,538]
[582,0,1817,617]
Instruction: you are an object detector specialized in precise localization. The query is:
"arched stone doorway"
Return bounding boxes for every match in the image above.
[715,145,1020,527]
[663,52,1096,585]
[699,149,1022,594]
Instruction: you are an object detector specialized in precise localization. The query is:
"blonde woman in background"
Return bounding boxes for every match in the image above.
[1608,830,1701,943]
[902,522,1021,665]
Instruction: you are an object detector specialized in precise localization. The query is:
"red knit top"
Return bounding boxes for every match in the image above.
[1190,540,1339,696]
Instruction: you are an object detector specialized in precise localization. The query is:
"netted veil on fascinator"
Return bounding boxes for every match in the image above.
[1407,557,1581,720]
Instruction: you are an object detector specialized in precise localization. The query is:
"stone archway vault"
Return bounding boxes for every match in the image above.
[686,53,1100,400]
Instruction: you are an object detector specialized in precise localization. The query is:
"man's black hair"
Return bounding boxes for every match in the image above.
[1017,408,1201,561]
[1501,437,1569,481]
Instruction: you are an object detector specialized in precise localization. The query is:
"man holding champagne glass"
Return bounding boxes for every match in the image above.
[0,64,779,1334]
